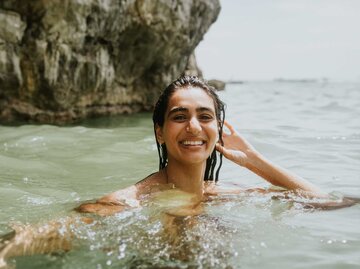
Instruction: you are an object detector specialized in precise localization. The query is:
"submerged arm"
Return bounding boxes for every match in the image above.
[75,185,139,216]
[0,216,93,268]
[1,186,140,266]
[216,121,325,197]
[0,185,139,266]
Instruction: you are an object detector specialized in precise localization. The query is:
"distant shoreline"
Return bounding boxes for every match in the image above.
[273,78,325,83]
[224,78,332,84]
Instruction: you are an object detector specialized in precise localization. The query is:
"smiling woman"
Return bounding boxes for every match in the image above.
[76,76,356,216]
[77,76,227,215]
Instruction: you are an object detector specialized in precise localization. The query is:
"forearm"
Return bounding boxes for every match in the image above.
[75,201,127,216]
[0,216,91,264]
[1,226,71,261]
[244,150,326,197]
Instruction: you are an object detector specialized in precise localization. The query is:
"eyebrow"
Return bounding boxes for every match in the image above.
[167,106,215,118]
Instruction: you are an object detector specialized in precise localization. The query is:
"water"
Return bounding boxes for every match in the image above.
[1,81,359,268]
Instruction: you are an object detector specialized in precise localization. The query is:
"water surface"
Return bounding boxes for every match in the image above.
[1,81,359,268]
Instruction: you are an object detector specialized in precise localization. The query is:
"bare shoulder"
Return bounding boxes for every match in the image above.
[97,171,166,203]
[97,185,138,204]
[74,189,134,216]
[135,170,167,192]
[75,171,165,216]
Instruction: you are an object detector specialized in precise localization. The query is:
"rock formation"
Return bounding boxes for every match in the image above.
[208,79,225,91]
[0,0,220,124]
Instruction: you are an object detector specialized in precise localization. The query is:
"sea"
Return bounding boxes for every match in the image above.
[0,81,359,268]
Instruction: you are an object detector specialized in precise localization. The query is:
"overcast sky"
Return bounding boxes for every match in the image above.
[195,0,360,82]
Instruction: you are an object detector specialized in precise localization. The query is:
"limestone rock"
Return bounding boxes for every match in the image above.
[208,79,226,91]
[184,53,203,78]
[0,10,26,43]
[0,0,220,124]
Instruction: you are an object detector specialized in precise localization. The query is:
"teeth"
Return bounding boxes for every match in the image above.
[182,140,204,146]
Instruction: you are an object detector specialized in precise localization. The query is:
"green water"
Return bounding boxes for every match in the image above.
[1,82,360,268]
[0,113,155,224]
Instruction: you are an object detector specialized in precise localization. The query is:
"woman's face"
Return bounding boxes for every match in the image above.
[156,87,219,165]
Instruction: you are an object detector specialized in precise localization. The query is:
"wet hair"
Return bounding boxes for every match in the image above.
[152,75,226,182]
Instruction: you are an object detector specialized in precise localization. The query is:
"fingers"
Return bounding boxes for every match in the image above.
[223,120,236,134]
[216,143,231,157]
[215,143,225,155]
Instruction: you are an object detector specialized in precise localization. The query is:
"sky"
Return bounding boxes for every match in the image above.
[195,0,360,82]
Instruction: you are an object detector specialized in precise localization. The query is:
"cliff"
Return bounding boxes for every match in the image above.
[0,0,220,124]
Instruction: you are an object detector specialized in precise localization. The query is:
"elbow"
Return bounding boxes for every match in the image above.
[74,202,126,217]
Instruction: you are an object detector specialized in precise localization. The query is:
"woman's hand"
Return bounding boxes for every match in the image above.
[216,121,256,166]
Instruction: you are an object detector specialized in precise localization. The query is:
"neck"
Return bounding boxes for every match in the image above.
[165,160,205,201]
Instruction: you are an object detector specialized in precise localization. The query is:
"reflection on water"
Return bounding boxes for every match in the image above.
[1,82,360,268]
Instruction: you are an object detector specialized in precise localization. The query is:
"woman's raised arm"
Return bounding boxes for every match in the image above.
[216,121,326,197]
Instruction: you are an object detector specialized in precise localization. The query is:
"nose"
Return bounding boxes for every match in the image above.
[187,117,202,134]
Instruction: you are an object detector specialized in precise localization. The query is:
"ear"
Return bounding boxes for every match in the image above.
[155,124,165,144]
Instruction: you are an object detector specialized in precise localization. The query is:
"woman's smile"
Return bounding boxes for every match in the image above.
[179,138,207,150]
[180,140,205,146]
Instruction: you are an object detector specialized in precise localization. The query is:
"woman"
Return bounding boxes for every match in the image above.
[76,75,352,217]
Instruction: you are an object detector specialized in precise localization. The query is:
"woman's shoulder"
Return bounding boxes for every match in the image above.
[75,172,165,216]
[97,185,138,204]
[100,171,166,201]
[135,171,166,188]
[75,184,138,216]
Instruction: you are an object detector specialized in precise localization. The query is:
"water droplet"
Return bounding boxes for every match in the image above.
[327,240,333,244]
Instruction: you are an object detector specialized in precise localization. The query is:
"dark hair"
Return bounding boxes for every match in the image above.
[152,75,226,182]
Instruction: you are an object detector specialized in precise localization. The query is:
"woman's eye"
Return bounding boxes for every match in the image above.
[173,115,186,121]
[199,114,214,121]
